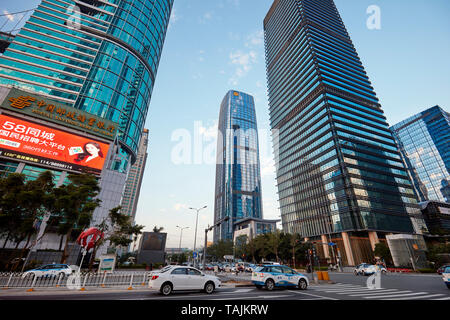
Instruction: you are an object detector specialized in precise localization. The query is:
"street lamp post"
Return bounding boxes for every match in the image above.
[176,225,189,251]
[189,205,207,268]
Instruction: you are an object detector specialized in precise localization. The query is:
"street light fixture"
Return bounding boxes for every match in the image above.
[176,225,189,251]
[188,205,207,267]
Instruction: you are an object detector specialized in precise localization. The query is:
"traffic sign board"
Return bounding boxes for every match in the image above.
[329,242,336,246]
[193,251,198,258]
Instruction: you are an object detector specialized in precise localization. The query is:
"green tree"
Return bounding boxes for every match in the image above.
[267,229,281,262]
[153,226,164,233]
[88,206,144,270]
[55,173,101,264]
[12,171,56,270]
[0,171,56,270]
[206,239,233,260]
[426,243,450,269]
[373,242,393,265]
[253,234,272,261]
[0,173,27,249]
[234,235,249,261]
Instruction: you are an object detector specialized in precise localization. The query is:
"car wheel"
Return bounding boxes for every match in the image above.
[58,272,66,279]
[298,279,308,290]
[265,279,275,291]
[446,283,450,289]
[204,282,215,294]
[160,282,173,296]
[354,270,358,276]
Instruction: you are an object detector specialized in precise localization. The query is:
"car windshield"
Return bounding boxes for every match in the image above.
[444,267,450,273]
[158,266,172,273]
[38,265,49,270]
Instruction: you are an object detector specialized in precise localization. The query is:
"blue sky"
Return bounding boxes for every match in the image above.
[2,0,450,249]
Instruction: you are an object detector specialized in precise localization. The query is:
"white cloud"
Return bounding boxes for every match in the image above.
[228,32,241,41]
[199,11,214,24]
[261,157,276,177]
[174,203,189,211]
[226,0,241,7]
[245,30,264,47]
[198,121,218,141]
[168,8,178,31]
[3,10,15,22]
[228,50,257,85]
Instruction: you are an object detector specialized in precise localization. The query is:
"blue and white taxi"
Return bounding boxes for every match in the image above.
[443,266,450,289]
[251,265,309,290]
[22,264,75,278]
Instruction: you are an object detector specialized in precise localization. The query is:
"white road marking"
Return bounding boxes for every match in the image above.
[288,290,338,300]
[333,289,394,295]
[391,294,446,300]
[260,295,293,299]
[313,286,365,291]
[211,296,259,300]
[322,288,378,293]
[433,296,450,300]
[348,289,402,296]
[314,285,362,289]
[359,290,412,298]
[233,288,254,293]
[365,292,427,299]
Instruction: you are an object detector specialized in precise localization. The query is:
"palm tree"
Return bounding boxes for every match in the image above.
[153,226,164,233]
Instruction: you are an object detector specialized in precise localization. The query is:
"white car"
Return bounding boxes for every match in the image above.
[148,266,221,296]
[22,264,74,278]
[354,263,387,276]
[251,265,309,290]
[443,266,450,289]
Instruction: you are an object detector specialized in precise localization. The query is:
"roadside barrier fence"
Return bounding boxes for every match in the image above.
[0,271,149,290]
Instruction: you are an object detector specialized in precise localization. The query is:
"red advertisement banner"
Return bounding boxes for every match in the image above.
[0,114,110,174]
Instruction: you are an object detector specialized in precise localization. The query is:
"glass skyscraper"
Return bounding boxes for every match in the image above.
[0,0,173,256]
[391,106,450,203]
[264,0,427,265]
[0,0,173,168]
[213,90,263,242]
[122,128,149,222]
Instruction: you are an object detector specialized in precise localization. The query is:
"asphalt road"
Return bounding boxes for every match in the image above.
[0,272,448,300]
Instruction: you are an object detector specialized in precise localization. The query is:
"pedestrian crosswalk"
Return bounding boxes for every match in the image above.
[311,283,450,300]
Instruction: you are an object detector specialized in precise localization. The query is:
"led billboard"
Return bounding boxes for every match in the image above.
[0,114,110,174]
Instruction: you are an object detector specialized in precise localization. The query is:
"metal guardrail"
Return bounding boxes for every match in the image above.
[0,271,149,290]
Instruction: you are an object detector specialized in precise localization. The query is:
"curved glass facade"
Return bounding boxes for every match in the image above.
[0,0,173,166]
[391,106,450,203]
[213,90,263,242]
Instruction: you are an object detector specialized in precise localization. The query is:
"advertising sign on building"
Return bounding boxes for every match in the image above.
[0,88,118,141]
[0,114,110,174]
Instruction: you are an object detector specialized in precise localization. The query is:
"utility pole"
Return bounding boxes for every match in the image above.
[202,216,229,270]
[176,226,189,251]
[188,205,207,268]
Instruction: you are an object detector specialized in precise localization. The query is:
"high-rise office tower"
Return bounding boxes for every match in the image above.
[122,128,149,222]
[264,0,427,265]
[391,106,450,203]
[0,0,173,255]
[213,90,263,242]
